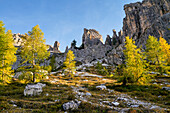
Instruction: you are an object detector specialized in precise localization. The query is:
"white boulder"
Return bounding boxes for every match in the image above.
[86,92,92,96]
[63,99,81,111]
[24,83,46,96]
[112,102,119,106]
[96,85,107,90]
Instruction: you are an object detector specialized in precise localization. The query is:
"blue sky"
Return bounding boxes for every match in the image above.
[0,0,142,52]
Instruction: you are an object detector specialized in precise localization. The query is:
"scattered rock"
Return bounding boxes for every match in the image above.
[24,83,46,96]
[63,99,81,111]
[96,85,107,90]
[55,99,60,102]
[112,102,119,106]
[86,92,92,96]
[150,105,161,109]
[102,101,110,105]
[162,87,170,91]
[130,105,139,108]
[13,104,17,107]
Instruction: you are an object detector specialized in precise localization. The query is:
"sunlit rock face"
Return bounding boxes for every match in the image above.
[82,28,103,48]
[53,41,61,53]
[67,28,124,65]
[13,33,24,47]
[123,0,170,47]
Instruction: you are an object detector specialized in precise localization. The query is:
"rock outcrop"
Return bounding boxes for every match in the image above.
[13,33,24,46]
[24,83,46,96]
[63,99,81,111]
[53,41,61,53]
[55,28,123,66]
[82,28,103,48]
[105,35,112,46]
[123,0,170,47]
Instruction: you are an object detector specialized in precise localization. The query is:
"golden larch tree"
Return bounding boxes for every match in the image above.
[122,36,146,85]
[63,50,76,77]
[0,21,17,83]
[145,35,168,75]
[20,25,50,82]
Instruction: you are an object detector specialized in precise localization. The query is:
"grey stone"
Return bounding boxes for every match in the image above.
[53,41,61,53]
[86,92,92,96]
[82,28,103,48]
[162,87,170,91]
[123,0,170,47]
[96,85,107,90]
[63,99,81,111]
[130,104,139,108]
[24,83,46,96]
[112,102,120,106]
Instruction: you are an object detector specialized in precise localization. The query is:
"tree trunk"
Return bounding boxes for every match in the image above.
[122,76,127,86]
[2,55,4,83]
[33,59,36,83]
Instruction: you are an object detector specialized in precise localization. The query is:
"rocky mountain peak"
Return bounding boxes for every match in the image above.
[53,41,61,53]
[13,33,24,47]
[82,28,103,48]
[105,35,112,46]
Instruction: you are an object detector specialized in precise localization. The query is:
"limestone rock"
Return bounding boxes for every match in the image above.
[69,44,112,64]
[96,85,107,90]
[112,102,120,106]
[123,0,170,47]
[105,35,112,46]
[47,45,53,52]
[162,87,170,91]
[63,99,81,111]
[65,46,69,53]
[53,41,61,53]
[82,28,103,48]
[24,83,46,96]
[13,33,24,47]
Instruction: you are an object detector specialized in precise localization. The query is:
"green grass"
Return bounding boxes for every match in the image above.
[0,73,169,112]
[107,84,170,108]
[0,81,115,113]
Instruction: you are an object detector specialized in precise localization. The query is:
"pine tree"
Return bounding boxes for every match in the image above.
[0,21,17,83]
[20,25,50,82]
[122,36,146,85]
[63,50,76,77]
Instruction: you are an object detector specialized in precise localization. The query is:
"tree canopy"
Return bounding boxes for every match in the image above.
[63,50,76,77]
[0,21,17,83]
[20,25,50,82]
[121,36,147,85]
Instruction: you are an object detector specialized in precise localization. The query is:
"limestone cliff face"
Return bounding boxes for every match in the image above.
[53,41,61,53]
[13,33,24,47]
[123,0,170,46]
[66,28,124,65]
[82,28,103,48]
